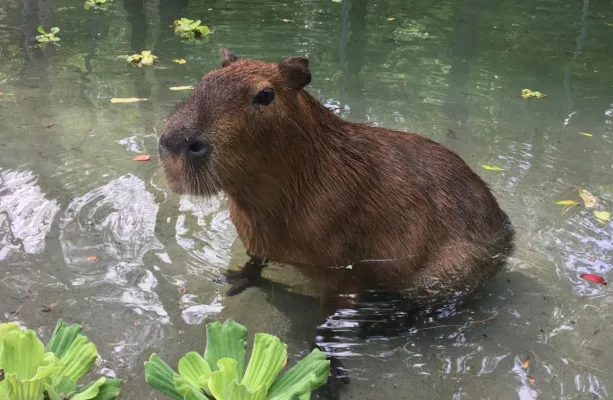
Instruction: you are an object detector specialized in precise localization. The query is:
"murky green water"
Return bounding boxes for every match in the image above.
[1,0,613,398]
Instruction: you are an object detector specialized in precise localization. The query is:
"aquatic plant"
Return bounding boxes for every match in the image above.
[0,319,121,399]
[84,0,112,11]
[35,26,60,43]
[144,319,329,400]
[173,18,211,40]
[126,51,158,67]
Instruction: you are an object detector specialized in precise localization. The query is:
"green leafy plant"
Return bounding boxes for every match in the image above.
[173,18,211,40]
[144,319,329,400]
[35,26,60,43]
[126,51,158,67]
[84,0,112,11]
[0,319,121,399]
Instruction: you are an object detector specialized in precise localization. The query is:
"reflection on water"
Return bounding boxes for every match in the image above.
[1,0,613,398]
[0,168,59,261]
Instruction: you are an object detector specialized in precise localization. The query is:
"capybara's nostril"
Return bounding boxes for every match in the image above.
[186,140,210,159]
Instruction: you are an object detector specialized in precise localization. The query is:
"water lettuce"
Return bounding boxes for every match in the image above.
[145,319,329,400]
[0,319,121,400]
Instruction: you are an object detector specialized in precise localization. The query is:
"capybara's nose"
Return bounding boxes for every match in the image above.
[159,132,210,160]
[185,139,210,159]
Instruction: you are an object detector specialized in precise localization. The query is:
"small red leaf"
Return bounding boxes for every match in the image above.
[132,154,151,161]
[579,273,607,285]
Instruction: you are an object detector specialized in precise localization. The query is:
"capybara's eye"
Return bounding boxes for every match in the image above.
[252,88,275,106]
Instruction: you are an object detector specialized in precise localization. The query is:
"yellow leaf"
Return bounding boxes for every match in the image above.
[110,97,147,103]
[606,22,613,27]
[578,189,597,208]
[521,89,546,99]
[173,58,187,64]
[523,356,529,369]
[554,200,580,206]
[579,132,592,137]
[169,86,193,91]
[594,211,611,222]
[386,17,396,21]
[481,165,505,171]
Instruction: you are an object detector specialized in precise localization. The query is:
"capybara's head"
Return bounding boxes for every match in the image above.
[158,49,312,196]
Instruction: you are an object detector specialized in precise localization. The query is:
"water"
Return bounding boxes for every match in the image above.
[1,0,612,398]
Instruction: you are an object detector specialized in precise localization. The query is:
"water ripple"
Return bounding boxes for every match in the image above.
[0,168,59,261]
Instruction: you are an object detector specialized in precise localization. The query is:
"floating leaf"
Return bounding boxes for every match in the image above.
[528,375,536,385]
[332,0,342,2]
[1,329,46,379]
[554,200,580,206]
[579,132,593,137]
[173,18,211,40]
[579,273,607,285]
[144,354,183,400]
[172,59,187,64]
[126,51,157,67]
[110,98,147,103]
[593,210,611,222]
[35,26,61,44]
[45,319,81,359]
[268,348,330,399]
[49,334,98,385]
[132,154,151,161]
[204,319,248,380]
[87,256,99,262]
[386,17,395,21]
[169,86,193,91]
[578,189,597,208]
[522,356,529,369]
[70,377,107,400]
[207,358,240,400]
[177,352,212,391]
[481,165,505,171]
[521,89,546,99]
[241,333,287,393]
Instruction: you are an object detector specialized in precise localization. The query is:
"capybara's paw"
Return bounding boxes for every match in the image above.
[213,258,265,296]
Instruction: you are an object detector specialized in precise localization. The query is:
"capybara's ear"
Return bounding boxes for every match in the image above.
[278,56,311,90]
[220,48,238,68]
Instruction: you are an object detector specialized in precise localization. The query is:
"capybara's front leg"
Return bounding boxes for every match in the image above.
[220,253,268,296]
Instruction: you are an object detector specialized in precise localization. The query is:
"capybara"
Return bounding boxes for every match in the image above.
[158,48,514,319]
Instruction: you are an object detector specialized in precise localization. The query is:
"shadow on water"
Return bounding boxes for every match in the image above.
[18,0,53,86]
[228,266,551,399]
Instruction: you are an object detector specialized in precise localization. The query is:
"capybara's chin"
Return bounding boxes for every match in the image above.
[159,149,222,197]
[157,48,515,315]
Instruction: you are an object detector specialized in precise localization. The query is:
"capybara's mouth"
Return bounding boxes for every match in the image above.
[159,153,221,197]
[159,153,188,194]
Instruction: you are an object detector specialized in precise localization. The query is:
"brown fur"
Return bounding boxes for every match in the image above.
[158,50,514,315]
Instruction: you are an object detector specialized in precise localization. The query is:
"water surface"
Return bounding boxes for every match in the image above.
[1,0,612,398]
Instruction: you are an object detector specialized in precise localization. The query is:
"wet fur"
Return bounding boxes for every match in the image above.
[159,50,515,315]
